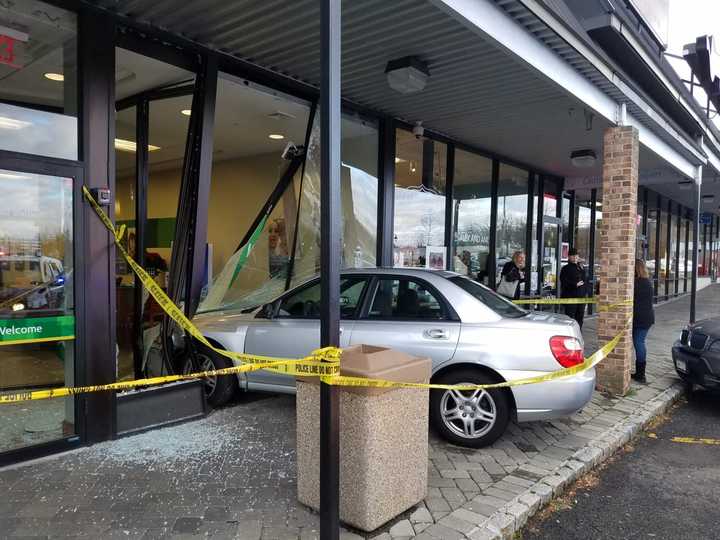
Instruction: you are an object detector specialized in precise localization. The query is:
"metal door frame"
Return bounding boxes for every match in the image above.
[0,151,86,465]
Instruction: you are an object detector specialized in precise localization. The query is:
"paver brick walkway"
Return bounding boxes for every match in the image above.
[0,286,716,539]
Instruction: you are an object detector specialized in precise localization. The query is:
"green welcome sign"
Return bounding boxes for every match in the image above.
[0,316,75,346]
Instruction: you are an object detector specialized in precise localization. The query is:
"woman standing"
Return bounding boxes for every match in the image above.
[632,259,655,384]
[497,251,526,300]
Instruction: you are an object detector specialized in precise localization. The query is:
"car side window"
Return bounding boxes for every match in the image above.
[276,277,367,319]
[368,278,446,320]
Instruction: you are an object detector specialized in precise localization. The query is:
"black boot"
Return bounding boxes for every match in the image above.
[632,364,647,384]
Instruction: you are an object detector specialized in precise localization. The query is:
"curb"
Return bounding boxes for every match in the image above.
[409,381,684,539]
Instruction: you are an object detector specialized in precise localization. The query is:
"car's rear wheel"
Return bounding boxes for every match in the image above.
[183,345,238,408]
[430,368,510,448]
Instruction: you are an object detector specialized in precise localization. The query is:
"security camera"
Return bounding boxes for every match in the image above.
[412,121,424,139]
[281,142,303,160]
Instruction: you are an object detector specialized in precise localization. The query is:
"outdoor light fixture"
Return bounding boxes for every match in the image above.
[181,109,191,116]
[570,149,597,168]
[702,194,714,202]
[44,72,64,82]
[0,116,31,130]
[385,56,430,94]
[678,180,693,190]
[268,134,285,140]
[114,138,161,153]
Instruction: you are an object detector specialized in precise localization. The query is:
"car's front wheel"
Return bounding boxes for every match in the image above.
[430,368,511,448]
[183,345,238,408]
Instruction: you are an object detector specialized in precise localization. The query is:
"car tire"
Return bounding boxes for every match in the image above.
[184,345,238,408]
[430,368,511,448]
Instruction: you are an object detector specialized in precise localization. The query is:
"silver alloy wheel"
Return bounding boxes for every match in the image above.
[440,384,497,439]
[184,354,217,396]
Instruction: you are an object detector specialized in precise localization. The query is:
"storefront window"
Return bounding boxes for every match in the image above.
[573,199,592,264]
[113,48,195,380]
[496,164,528,288]
[679,218,687,290]
[0,1,77,160]
[451,150,492,282]
[393,129,446,269]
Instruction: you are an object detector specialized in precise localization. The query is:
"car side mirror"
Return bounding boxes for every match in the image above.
[261,302,277,319]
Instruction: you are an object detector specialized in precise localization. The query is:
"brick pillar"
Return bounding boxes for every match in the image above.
[596,126,639,396]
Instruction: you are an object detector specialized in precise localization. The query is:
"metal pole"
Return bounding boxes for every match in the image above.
[320,0,341,537]
[691,167,702,323]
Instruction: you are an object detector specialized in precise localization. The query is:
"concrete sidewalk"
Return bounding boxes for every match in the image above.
[0,286,714,539]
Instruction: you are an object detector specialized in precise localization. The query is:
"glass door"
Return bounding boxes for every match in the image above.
[0,159,81,455]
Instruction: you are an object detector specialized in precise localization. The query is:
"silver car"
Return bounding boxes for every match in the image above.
[190,268,594,448]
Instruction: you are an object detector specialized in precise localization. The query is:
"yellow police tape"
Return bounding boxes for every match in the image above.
[0,187,633,404]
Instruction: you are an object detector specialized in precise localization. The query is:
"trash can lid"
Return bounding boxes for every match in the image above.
[340,344,431,386]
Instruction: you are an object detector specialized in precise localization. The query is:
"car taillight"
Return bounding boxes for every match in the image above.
[549,336,584,368]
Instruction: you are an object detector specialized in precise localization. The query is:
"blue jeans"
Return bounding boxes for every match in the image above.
[633,327,650,368]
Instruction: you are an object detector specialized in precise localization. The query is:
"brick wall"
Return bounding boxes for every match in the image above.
[596,126,639,395]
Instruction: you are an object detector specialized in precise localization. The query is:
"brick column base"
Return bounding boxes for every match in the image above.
[596,125,639,396]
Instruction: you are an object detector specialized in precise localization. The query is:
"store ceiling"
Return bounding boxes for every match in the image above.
[92,0,611,180]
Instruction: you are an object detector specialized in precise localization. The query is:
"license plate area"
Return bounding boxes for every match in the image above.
[675,359,687,373]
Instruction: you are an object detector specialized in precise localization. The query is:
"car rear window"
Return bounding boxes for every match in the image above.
[448,276,528,318]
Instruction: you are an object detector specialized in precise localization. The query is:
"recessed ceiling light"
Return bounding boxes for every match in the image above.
[268,134,285,140]
[44,72,64,82]
[181,109,192,116]
[114,138,161,153]
[394,157,407,164]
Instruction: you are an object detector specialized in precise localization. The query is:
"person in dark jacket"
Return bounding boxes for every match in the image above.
[632,259,655,384]
[498,251,526,300]
[559,248,587,328]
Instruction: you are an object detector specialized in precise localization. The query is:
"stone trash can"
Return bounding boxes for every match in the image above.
[296,344,431,532]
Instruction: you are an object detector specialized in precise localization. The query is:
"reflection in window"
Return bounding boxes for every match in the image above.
[393,129,447,269]
[452,150,492,283]
[0,1,77,159]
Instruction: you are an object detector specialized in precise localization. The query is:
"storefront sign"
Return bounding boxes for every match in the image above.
[700,213,714,225]
[0,316,75,345]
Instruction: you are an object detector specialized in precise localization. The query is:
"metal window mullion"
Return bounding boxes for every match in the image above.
[588,188,597,314]
[536,175,545,297]
[675,204,681,296]
[445,145,455,270]
[524,172,535,296]
[665,199,672,300]
[488,160,499,288]
[133,98,149,379]
[567,189,575,251]
[376,116,395,267]
[654,194,661,299]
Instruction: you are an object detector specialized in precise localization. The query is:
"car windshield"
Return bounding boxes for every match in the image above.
[448,275,528,318]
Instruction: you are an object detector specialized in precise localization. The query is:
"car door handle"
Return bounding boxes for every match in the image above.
[423,328,448,340]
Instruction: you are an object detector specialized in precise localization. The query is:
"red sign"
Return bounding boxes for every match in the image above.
[0,35,21,68]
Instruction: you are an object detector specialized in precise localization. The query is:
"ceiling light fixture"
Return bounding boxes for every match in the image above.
[44,72,64,82]
[114,138,161,153]
[268,134,285,140]
[385,56,430,94]
[394,157,407,164]
[702,194,715,203]
[0,116,31,130]
[181,109,191,116]
[570,149,597,168]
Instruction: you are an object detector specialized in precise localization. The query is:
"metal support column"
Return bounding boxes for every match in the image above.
[319,0,342,537]
[675,204,681,296]
[377,117,395,267]
[691,167,702,322]
[654,194,661,298]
